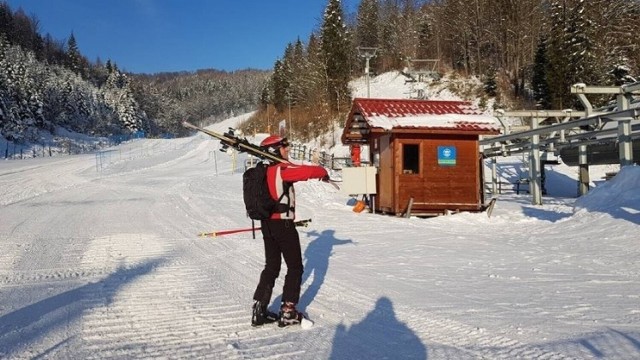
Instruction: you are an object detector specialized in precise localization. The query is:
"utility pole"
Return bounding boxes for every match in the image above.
[357,47,378,98]
[287,89,293,140]
[334,89,340,147]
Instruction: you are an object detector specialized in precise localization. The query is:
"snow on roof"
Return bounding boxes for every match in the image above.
[367,114,500,131]
[353,98,500,132]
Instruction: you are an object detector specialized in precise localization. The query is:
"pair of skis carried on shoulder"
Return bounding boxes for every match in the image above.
[182,121,286,164]
[183,121,336,239]
[182,121,339,188]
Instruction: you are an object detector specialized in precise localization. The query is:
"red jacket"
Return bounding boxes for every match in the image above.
[266,163,328,220]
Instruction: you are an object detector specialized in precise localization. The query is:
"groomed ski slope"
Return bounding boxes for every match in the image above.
[1,112,639,359]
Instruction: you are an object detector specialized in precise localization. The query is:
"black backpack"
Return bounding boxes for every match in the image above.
[243,162,289,220]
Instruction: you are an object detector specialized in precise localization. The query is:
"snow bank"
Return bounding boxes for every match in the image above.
[573,165,640,222]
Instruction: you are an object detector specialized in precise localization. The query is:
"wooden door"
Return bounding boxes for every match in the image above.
[377,134,394,210]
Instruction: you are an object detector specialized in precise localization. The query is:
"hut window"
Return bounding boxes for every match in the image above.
[402,144,420,174]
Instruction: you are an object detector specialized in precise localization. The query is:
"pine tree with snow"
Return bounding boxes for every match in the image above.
[304,33,329,109]
[355,0,379,49]
[320,0,352,111]
[354,0,380,74]
[288,38,308,108]
[566,0,601,88]
[65,32,84,78]
[483,67,497,97]
[545,0,574,109]
[0,34,14,139]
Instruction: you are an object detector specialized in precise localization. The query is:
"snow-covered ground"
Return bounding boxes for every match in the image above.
[1,73,639,359]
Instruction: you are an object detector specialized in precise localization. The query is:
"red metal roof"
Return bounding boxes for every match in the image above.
[350,98,500,133]
[354,98,481,117]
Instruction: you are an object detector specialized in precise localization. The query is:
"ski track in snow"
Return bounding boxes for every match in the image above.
[1,112,639,359]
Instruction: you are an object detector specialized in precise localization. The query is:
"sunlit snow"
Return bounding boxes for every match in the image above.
[1,72,638,359]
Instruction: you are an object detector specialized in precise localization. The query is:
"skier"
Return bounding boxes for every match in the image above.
[251,135,329,327]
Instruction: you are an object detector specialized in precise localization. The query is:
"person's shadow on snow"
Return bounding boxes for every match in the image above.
[299,229,353,310]
[0,259,165,357]
[330,297,427,360]
[271,229,353,312]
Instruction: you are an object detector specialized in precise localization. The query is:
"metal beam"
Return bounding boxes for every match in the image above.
[570,85,625,94]
[621,82,640,93]
[501,110,589,118]
[570,82,640,95]
[481,107,640,146]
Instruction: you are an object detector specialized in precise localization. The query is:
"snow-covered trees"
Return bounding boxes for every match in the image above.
[0,36,149,141]
[0,1,267,142]
[354,0,380,71]
[3,0,640,144]
[321,0,352,110]
[65,33,84,78]
[0,36,45,142]
[247,0,355,141]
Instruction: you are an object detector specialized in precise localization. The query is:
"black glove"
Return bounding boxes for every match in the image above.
[321,175,330,182]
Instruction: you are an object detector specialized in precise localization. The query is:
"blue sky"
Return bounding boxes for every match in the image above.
[6,0,358,74]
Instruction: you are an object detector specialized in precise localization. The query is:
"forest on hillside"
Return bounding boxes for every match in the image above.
[2,0,639,145]
[248,0,640,143]
[0,1,269,144]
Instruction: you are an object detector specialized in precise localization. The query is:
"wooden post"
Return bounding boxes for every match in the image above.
[404,197,414,218]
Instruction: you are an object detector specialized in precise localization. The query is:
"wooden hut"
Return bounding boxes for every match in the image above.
[341,98,500,216]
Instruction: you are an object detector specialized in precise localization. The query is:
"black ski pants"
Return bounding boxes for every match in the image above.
[253,219,303,306]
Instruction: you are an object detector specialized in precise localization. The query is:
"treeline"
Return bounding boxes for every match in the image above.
[247,0,640,143]
[2,0,639,145]
[0,1,269,143]
[133,69,269,136]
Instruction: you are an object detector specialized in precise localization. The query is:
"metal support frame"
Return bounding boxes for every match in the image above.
[357,47,378,98]
[530,118,542,205]
[491,157,497,195]
[617,94,634,166]
[482,81,640,205]
[576,91,592,196]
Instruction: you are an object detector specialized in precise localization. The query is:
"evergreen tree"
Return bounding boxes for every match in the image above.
[271,59,288,112]
[355,0,380,72]
[305,32,328,106]
[379,0,403,71]
[532,35,551,108]
[483,67,498,97]
[65,32,83,77]
[355,0,379,48]
[0,2,14,41]
[289,38,308,106]
[415,9,433,60]
[320,0,352,110]
[593,0,640,86]
[259,80,271,109]
[566,0,600,88]
[546,0,573,109]
[0,33,13,138]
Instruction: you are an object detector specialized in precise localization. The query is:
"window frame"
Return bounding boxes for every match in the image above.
[401,142,421,175]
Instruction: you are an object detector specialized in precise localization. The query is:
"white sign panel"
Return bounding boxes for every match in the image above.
[341,166,377,195]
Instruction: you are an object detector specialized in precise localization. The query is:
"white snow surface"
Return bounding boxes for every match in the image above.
[1,73,640,359]
[367,113,500,131]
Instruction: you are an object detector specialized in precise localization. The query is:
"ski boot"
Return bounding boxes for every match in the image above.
[278,302,303,327]
[251,300,278,327]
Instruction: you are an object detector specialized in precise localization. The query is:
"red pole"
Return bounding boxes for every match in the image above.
[198,219,311,238]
